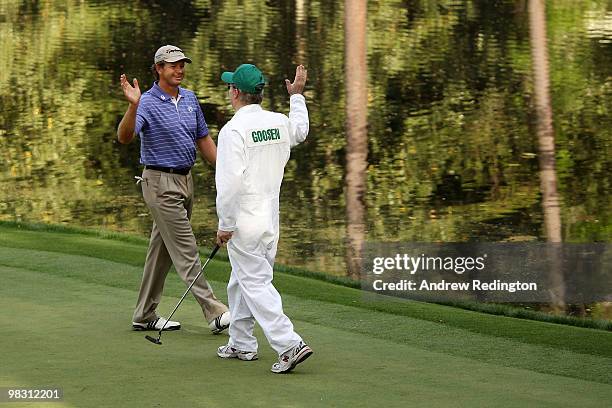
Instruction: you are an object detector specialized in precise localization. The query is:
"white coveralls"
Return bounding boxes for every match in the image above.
[216,94,309,355]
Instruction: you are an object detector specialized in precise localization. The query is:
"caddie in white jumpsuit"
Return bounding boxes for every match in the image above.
[215,64,313,373]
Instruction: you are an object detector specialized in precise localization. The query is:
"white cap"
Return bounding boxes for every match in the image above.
[154,45,192,64]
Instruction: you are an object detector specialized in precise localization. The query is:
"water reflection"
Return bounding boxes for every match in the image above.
[344,0,368,278]
[529,0,564,310]
[0,1,610,290]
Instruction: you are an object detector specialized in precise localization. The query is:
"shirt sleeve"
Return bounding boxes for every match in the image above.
[288,94,309,148]
[215,127,246,232]
[195,98,209,139]
[134,101,147,136]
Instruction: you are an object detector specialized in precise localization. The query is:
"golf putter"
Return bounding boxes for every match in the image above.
[145,244,221,345]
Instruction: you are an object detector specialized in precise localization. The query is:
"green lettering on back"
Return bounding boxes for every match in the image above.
[251,128,281,143]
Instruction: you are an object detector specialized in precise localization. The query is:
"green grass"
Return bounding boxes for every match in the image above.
[3,220,608,331]
[0,224,611,407]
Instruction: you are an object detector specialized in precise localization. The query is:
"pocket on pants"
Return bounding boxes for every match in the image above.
[235,210,277,254]
[142,171,163,205]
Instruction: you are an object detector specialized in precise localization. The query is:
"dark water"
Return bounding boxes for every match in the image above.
[1,1,610,292]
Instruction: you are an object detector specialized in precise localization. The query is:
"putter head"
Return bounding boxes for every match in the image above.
[145,335,162,345]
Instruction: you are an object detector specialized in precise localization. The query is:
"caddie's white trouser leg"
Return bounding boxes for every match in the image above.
[227,271,258,352]
[227,241,302,355]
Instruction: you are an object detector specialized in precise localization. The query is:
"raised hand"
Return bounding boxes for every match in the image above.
[285,65,307,96]
[120,74,141,105]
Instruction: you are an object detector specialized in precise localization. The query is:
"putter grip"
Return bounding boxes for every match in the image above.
[209,244,220,259]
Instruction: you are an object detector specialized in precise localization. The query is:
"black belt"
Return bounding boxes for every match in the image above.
[144,165,191,175]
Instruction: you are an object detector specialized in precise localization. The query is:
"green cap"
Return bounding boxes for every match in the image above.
[221,64,266,94]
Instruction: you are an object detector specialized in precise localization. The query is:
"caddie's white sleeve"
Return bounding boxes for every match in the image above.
[288,94,309,148]
[215,128,245,232]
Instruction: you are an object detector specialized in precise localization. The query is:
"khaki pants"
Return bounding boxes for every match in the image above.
[132,169,228,324]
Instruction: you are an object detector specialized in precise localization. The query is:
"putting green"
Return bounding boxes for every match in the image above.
[0,226,610,407]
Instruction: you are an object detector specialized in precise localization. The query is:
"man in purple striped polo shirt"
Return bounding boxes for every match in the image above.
[117,45,230,335]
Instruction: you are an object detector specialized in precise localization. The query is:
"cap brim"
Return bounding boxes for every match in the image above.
[164,56,192,63]
[221,72,234,83]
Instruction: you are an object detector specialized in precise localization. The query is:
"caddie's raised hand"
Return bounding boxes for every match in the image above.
[120,73,141,105]
[285,65,307,96]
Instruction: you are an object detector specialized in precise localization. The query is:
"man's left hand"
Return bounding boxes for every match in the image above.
[216,230,233,246]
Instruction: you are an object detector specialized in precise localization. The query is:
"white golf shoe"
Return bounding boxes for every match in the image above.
[271,341,313,373]
[132,317,181,331]
[209,311,231,334]
[217,344,258,361]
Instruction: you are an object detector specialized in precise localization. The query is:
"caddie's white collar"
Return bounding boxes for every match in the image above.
[234,104,262,117]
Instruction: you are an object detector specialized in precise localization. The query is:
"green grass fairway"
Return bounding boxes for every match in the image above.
[0,225,611,407]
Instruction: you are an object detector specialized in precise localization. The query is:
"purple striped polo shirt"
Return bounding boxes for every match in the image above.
[135,82,209,168]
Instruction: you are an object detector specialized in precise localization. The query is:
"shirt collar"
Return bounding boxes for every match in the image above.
[150,82,184,102]
[234,104,262,117]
